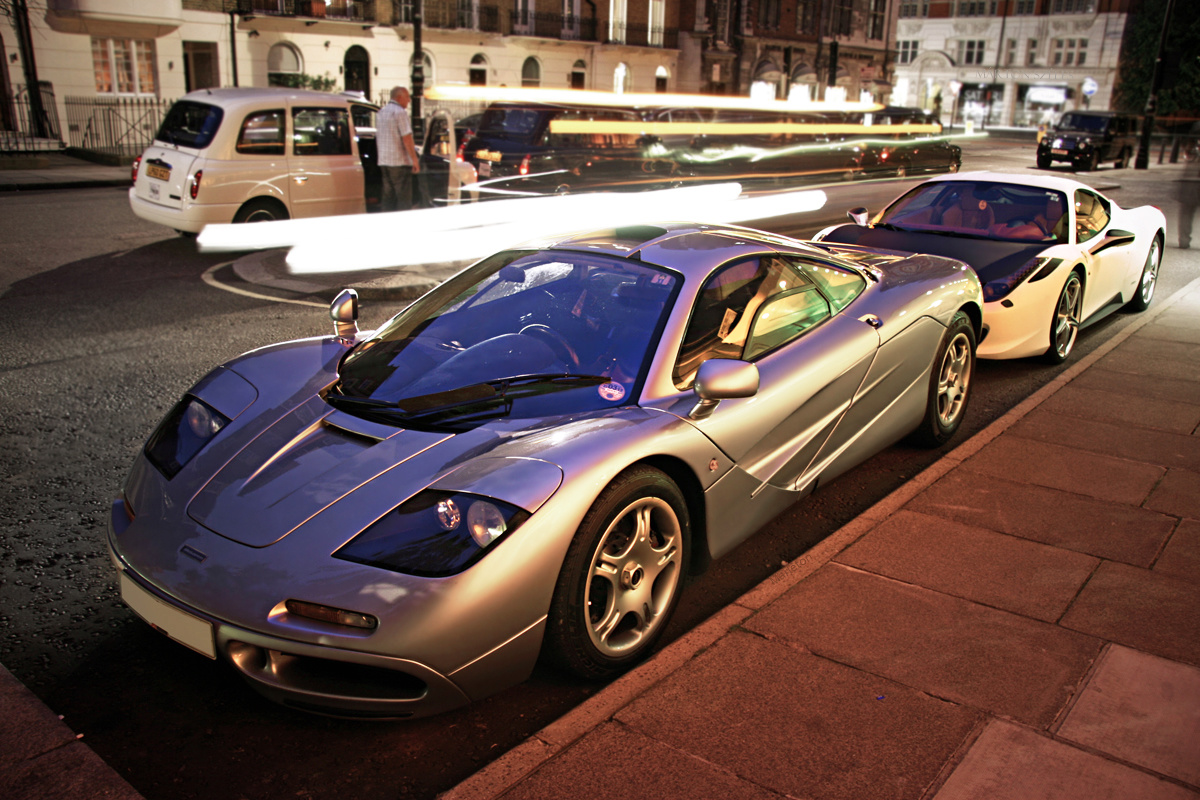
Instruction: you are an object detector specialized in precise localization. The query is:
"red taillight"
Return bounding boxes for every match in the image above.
[519,154,530,176]
[131,155,141,185]
[189,170,202,200]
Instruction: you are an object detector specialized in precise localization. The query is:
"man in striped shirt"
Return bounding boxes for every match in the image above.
[377,86,421,212]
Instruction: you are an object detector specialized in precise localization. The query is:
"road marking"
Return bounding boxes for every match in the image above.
[201,262,326,308]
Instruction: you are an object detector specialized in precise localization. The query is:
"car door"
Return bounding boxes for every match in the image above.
[1075,188,1135,313]
[287,104,364,219]
[672,254,879,490]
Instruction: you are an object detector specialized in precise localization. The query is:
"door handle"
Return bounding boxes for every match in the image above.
[293,175,309,184]
[859,314,883,329]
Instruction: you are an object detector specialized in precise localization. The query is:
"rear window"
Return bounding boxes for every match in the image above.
[1056,113,1110,133]
[156,101,224,149]
[478,107,545,141]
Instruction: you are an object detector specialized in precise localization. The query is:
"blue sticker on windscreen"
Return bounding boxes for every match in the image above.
[598,382,626,402]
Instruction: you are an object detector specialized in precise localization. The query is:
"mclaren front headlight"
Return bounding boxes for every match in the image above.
[334,490,531,577]
[144,396,231,480]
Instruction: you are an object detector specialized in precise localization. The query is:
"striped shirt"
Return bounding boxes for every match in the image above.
[377,100,414,167]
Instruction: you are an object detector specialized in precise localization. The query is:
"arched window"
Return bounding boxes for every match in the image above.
[571,59,587,89]
[522,57,541,87]
[409,51,434,91]
[267,42,303,87]
[470,53,488,87]
[613,62,630,93]
[655,65,669,92]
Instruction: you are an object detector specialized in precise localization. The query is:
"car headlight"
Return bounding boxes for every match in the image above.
[982,257,1061,302]
[144,396,231,480]
[334,490,530,577]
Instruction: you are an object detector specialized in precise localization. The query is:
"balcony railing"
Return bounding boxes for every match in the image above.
[609,21,677,48]
[227,1,377,23]
[511,11,597,41]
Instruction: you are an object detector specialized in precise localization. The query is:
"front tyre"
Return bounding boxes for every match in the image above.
[1043,271,1083,363]
[546,466,689,680]
[910,311,976,448]
[1125,236,1161,312]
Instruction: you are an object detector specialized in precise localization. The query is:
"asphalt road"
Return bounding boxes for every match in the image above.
[0,138,1195,800]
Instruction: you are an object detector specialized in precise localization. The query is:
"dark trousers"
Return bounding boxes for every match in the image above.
[381,166,414,212]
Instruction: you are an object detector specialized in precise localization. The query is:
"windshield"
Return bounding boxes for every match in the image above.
[1056,113,1110,133]
[332,249,679,429]
[877,181,1068,243]
[477,107,547,142]
[156,101,224,149]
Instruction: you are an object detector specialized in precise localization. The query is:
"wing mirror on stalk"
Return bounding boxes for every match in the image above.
[689,359,759,420]
[330,288,359,340]
[847,207,870,226]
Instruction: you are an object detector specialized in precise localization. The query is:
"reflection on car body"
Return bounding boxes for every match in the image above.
[110,222,982,719]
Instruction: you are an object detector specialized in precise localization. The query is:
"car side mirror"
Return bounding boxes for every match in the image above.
[330,288,359,340]
[847,207,870,226]
[689,359,759,420]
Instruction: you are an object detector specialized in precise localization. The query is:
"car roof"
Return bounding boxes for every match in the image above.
[917,170,1090,195]
[178,87,356,109]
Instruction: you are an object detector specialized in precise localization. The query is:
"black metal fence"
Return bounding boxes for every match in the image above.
[0,82,63,154]
[63,95,173,161]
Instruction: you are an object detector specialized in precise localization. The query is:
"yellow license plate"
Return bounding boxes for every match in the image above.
[476,150,503,163]
[146,163,171,181]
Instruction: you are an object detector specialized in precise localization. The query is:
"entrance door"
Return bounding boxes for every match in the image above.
[344,45,370,97]
[183,42,219,92]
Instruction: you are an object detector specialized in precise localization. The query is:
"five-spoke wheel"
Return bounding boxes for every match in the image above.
[1125,237,1161,313]
[1044,271,1083,363]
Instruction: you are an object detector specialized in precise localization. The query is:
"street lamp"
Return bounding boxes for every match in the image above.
[1136,0,1178,170]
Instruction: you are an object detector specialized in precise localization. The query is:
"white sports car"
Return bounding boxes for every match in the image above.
[814,171,1166,361]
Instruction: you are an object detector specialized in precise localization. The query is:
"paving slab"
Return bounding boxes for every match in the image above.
[0,665,80,767]
[1061,561,1200,667]
[495,722,779,800]
[908,471,1175,566]
[0,741,144,800]
[1155,519,1200,582]
[934,719,1200,800]
[1146,468,1200,520]
[1029,387,1200,437]
[1069,368,1200,406]
[1058,645,1200,788]
[1009,412,1200,470]
[1139,323,1200,345]
[835,510,1098,623]
[614,630,981,800]
[960,437,1165,506]
[1095,337,1200,379]
[744,564,1102,727]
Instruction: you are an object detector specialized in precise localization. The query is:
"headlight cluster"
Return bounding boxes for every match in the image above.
[334,490,530,577]
[144,396,230,480]
[982,257,1061,302]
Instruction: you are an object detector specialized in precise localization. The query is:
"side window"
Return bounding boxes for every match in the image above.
[745,288,831,360]
[1074,189,1110,243]
[792,258,866,312]
[673,255,816,388]
[292,107,352,156]
[236,110,285,155]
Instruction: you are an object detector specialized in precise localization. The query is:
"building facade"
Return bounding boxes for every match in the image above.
[890,0,1137,128]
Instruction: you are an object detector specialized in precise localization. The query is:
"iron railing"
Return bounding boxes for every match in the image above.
[0,83,63,153]
[227,0,377,22]
[64,95,172,160]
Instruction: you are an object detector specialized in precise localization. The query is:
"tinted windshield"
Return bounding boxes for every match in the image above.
[879,181,1068,243]
[477,107,546,141]
[334,250,679,425]
[156,101,224,149]
[1057,113,1110,133]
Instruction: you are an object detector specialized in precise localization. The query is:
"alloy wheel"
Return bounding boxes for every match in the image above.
[1052,273,1083,359]
[936,331,972,428]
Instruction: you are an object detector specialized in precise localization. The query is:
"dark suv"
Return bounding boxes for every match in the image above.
[1036,111,1138,171]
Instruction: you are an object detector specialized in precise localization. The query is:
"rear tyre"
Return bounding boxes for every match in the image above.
[1125,236,1161,312]
[910,311,975,448]
[1042,271,1083,363]
[545,466,689,680]
[233,198,289,224]
[1037,153,1052,169]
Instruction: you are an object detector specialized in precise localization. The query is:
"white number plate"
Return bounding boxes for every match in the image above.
[120,572,216,659]
[479,161,492,177]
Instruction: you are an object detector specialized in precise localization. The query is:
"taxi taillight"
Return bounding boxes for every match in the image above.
[189,170,203,200]
[131,155,141,185]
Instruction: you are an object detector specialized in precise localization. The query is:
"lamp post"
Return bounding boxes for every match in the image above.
[1135,0,1178,170]
[411,4,424,142]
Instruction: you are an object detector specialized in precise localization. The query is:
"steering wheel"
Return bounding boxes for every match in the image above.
[519,324,580,369]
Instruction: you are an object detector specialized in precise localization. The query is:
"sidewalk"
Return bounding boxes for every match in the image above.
[0,151,130,192]
[441,270,1200,800]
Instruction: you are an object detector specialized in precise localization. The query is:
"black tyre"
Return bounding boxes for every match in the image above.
[1125,236,1161,312]
[1043,271,1083,363]
[1037,153,1052,169]
[546,466,689,680]
[910,311,975,448]
[233,198,289,224]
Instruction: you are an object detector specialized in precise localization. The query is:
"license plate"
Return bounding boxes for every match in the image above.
[479,161,492,177]
[1051,149,1067,155]
[120,572,216,659]
[146,163,170,181]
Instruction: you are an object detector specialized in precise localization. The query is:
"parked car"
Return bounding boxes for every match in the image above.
[1036,110,1139,171]
[814,171,1166,362]
[845,106,962,178]
[130,87,379,233]
[110,222,981,719]
[418,109,479,206]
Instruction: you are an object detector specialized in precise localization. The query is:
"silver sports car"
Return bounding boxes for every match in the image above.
[109,222,983,719]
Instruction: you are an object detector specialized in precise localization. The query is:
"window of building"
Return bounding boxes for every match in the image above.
[1052,0,1096,12]
[92,38,157,96]
[571,59,587,89]
[396,0,416,23]
[614,61,631,93]
[521,57,541,87]
[957,1,997,16]
[796,0,816,31]
[869,0,886,39]
[267,42,303,87]
[650,0,665,45]
[759,0,781,30]
[958,40,986,65]
[898,41,919,65]
[469,54,488,86]
[1026,38,1039,66]
[899,0,929,17]
[832,0,853,35]
[1053,38,1088,66]
[610,0,627,43]
[1014,0,1035,13]
[655,65,669,92]
[1006,38,1017,66]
